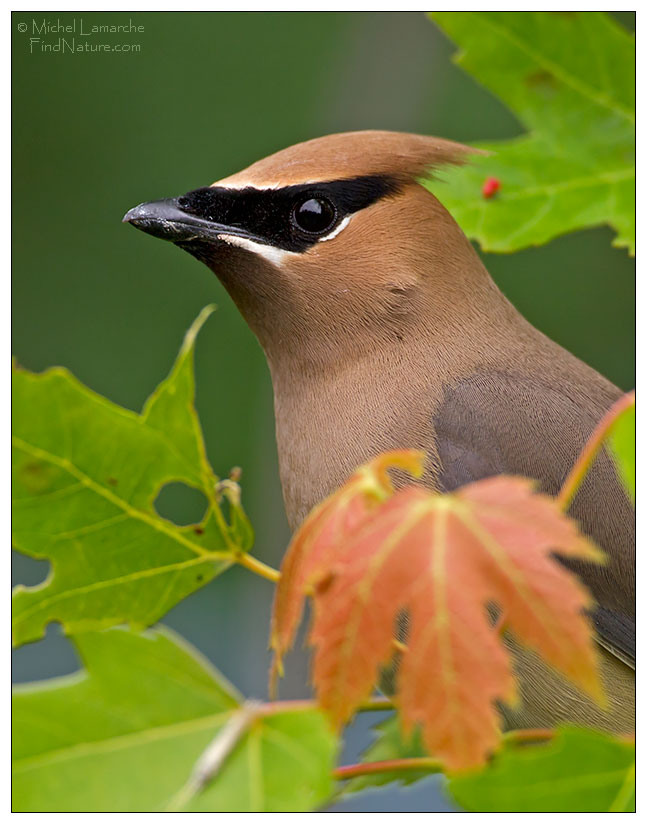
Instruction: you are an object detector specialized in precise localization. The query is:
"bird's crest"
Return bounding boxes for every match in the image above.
[215,130,478,189]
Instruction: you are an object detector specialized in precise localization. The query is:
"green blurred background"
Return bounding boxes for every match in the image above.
[12,11,635,812]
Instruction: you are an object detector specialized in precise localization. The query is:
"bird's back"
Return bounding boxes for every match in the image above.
[432,326,635,730]
[433,332,634,616]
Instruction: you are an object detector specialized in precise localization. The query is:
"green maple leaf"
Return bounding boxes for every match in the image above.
[449,727,635,812]
[607,399,635,502]
[426,12,635,255]
[12,627,337,812]
[340,717,634,812]
[12,307,252,646]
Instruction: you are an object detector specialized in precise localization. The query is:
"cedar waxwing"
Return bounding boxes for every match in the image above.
[124,131,634,734]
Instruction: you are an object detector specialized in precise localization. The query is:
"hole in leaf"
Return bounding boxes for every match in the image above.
[12,623,81,684]
[154,482,208,526]
[12,549,50,587]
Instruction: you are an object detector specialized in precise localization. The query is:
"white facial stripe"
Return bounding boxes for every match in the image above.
[319,214,351,242]
[217,212,352,264]
[216,233,293,267]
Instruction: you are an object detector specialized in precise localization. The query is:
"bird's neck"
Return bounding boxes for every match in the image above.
[267,275,523,528]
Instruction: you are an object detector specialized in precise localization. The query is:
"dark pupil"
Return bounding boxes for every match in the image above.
[293,197,336,234]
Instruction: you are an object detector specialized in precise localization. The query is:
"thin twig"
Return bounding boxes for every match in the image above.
[333,727,555,783]
[503,727,554,745]
[165,700,264,811]
[334,756,442,781]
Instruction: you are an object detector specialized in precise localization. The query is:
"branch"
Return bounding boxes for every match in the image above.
[334,757,442,781]
[333,728,555,783]
[557,391,635,511]
[164,694,398,810]
[166,700,265,811]
[504,727,554,744]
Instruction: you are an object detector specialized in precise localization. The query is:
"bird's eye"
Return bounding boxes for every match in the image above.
[291,196,337,236]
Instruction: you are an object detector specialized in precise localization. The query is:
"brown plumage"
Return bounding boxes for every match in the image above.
[124,130,634,733]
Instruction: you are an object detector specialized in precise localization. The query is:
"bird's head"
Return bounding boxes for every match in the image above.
[124,130,483,367]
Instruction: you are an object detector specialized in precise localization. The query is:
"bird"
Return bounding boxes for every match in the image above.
[123,130,634,734]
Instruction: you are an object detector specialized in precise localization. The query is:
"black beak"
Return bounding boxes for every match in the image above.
[125,196,274,250]
[123,197,233,244]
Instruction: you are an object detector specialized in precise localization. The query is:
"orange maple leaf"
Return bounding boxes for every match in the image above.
[305,475,605,771]
[269,450,425,693]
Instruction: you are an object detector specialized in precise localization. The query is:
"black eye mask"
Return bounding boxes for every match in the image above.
[176,175,400,253]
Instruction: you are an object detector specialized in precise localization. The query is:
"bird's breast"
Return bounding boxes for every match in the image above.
[270,354,442,528]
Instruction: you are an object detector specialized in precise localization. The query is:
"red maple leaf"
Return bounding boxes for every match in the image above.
[271,455,606,771]
[269,450,425,693]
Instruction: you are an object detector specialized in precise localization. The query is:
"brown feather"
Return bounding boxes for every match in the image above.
[216,129,478,188]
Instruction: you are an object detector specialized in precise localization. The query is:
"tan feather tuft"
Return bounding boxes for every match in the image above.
[215,130,481,189]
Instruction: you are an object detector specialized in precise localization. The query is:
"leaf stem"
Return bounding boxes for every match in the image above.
[334,756,442,781]
[556,391,635,511]
[503,727,554,744]
[261,695,394,715]
[235,552,280,582]
[358,696,394,712]
[333,727,555,783]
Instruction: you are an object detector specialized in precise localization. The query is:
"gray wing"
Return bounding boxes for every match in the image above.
[434,370,635,668]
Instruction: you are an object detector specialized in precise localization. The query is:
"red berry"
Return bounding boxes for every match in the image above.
[482,177,501,199]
